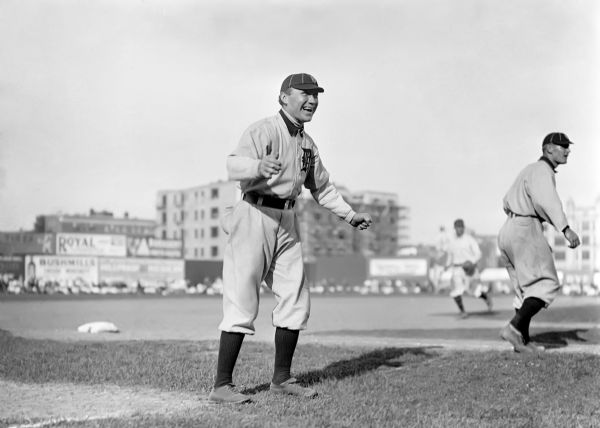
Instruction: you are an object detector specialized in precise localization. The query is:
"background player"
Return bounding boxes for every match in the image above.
[208,73,373,404]
[445,218,492,318]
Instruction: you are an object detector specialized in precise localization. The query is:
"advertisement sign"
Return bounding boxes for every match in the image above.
[126,237,182,258]
[99,257,184,287]
[56,233,126,257]
[369,257,428,278]
[0,232,54,255]
[24,255,98,285]
[0,255,24,279]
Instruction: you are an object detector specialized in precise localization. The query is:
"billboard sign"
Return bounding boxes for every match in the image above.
[0,232,54,255]
[0,255,24,279]
[99,257,184,287]
[56,233,127,257]
[24,255,98,285]
[369,257,428,278]
[126,237,182,258]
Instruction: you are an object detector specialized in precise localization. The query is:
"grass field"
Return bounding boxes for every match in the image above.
[1,295,599,427]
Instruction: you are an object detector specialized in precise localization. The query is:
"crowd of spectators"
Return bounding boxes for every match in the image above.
[1,273,598,297]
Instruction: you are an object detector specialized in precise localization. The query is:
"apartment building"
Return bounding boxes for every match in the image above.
[543,196,600,282]
[155,180,240,260]
[156,181,409,261]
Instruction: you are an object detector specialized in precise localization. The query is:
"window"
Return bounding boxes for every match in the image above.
[194,229,198,239]
[211,188,219,199]
[194,248,198,258]
[201,229,204,238]
[194,210,198,221]
[201,210,205,220]
[555,251,565,260]
[582,221,589,231]
[162,230,167,239]
[582,251,590,260]
[554,236,565,246]
[173,230,178,240]
[201,248,205,257]
[582,236,590,245]
[210,207,219,219]
[211,246,219,257]
[162,212,167,225]
[211,227,219,238]
[162,194,167,206]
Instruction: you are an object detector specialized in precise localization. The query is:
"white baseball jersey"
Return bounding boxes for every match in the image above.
[499,157,565,308]
[446,233,482,297]
[219,110,356,334]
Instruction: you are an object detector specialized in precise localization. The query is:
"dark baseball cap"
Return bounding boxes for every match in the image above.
[542,132,573,148]
[280,73,324,93]
[454,219,465,228]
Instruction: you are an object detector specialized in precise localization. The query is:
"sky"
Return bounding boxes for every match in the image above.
[0,0,598,245]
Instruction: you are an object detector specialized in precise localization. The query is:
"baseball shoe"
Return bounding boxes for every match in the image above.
[525,342,545,353]
[270,377,317,398]
[458,312,469,319]
[500,324,532,353]
[208,384,251,404]
[485,297,493,312]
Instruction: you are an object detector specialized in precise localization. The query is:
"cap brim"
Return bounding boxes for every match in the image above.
[292,84,324,93]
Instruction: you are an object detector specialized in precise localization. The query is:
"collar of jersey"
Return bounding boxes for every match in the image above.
[539,156,557,173]
[279,109,304,137]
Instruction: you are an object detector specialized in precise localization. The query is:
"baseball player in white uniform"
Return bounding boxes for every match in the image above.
[208,73,373,404]
[498,132,580,353]
[445,218,492,318]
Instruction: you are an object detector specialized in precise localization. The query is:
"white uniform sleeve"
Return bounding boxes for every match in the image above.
[470,236,481,264]
[304,144,356,223]
[526,167,569,231]
[226,126,268,181]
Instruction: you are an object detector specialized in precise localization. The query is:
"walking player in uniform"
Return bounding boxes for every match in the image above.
[208,73,373,404]
[446,218,492,318]
[498,132,580,353]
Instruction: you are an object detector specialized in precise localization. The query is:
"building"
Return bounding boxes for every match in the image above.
[155,180,240,260]
[34,210,156,238]
[543,196,600,284]
[155,181,410,261]
[295,188,409,261]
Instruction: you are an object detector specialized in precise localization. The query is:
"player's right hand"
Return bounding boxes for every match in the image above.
[259,156,282,179]
[564,227,580,249]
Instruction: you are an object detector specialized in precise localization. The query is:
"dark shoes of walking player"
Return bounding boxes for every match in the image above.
[270,377,317,398]
[208,384,251,404]
[500,324,534,353]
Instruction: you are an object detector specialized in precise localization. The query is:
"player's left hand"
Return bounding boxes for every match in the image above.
[350,213,373,230]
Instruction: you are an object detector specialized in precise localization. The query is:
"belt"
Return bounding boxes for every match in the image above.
[243,193,296,210]
[507,211,538,219]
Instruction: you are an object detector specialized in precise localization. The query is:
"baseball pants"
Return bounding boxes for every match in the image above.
[449,267,485,298]
[218,200,310,334]
[498,216,560,309]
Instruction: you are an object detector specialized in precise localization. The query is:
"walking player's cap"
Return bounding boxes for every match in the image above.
[280,73,324,93]
[542,132,573,148]
[454,219,464,227]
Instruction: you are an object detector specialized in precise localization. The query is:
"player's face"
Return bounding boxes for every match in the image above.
[454,225,464,237]
[281,88,319,124]
[548,143,571,165]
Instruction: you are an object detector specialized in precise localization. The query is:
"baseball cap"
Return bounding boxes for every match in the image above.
[454,219,464,228]
[542,132,573,148]
[280,73,324,93]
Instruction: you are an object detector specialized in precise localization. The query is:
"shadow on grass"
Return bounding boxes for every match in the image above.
[242,346,439,395]
[531,329,589,349]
